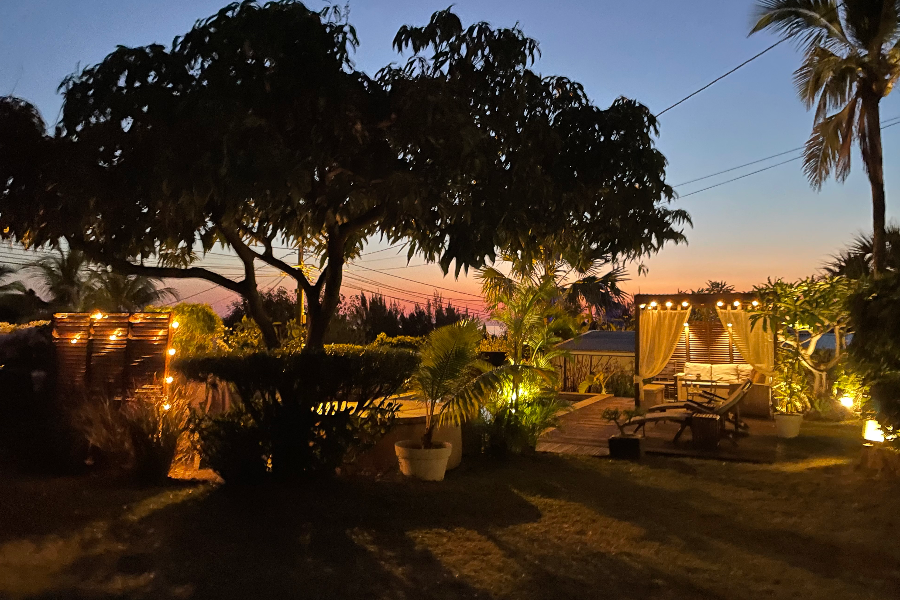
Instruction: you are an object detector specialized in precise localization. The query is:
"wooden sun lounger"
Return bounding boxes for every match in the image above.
[628,380,753,443]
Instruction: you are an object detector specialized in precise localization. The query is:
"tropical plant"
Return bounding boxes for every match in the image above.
[750,276,855,395]
[847,271,900,440]
[84,269,177,313]
[1,4,687,351]
[826,224,900,278]
[408,321,495,448]
[26,247,91,311]
[772,348,813,414]
[579,358,628,395]
[71,387,191,483]
[751,1,900,275]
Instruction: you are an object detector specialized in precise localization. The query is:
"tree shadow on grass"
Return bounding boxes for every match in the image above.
[503,454,898,593]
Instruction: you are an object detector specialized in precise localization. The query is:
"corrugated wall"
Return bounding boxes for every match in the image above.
[52,312,172,400]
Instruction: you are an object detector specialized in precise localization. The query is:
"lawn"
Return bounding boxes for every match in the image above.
[0,421,897,600]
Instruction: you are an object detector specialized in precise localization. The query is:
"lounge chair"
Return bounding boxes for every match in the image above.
[628,379,752,443]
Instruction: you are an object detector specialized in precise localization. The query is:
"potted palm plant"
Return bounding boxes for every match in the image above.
[772,354,809,439]
[396,321,492,481]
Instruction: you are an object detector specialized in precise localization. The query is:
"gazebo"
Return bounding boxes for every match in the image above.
[633,293,774,416]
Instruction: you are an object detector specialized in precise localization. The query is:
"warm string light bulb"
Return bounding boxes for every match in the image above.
[171,321,180,329]
[752,300,759,307]
[649,301,658,308]
[681,301,689,307]
[91,311,103,320]
[165,376,174,384]
[665,301,673,308]
[716,301,724,307]
[639,304,646,309]
[162,403,172,411]
[733,300,741,307]
[168,348,176,356]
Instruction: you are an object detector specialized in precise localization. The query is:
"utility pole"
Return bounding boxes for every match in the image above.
[296,243,305,327]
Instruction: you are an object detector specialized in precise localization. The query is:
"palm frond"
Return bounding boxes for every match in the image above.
[802,96,859,187]
[751,1,849,52]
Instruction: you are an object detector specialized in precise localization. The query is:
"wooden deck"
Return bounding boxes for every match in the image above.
[537,395,779,463]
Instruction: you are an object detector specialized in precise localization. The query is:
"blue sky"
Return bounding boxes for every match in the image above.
[1,0,898,311]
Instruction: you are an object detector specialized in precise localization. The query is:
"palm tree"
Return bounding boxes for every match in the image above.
[85,269,177,313]
[27,248,92,311]
[408,321,493,448]
[751,1,900,275]
[826,224,900,277]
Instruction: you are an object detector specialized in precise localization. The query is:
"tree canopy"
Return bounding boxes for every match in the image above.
[0,1,689,350]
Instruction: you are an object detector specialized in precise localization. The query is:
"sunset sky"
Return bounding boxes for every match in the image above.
[1,0,897,315]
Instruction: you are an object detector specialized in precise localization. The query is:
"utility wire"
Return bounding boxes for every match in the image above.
[655,39,786,118]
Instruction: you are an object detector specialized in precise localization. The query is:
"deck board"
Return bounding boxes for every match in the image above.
[537,396,778,463]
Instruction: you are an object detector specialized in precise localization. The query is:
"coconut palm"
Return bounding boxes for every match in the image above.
[751,1,900,275]
[85,269,177,313]
[27,248,92,311]
[408,321,493,448]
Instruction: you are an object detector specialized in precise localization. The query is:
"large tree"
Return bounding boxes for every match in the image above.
[1,1,688,350]
[751,0,900,275]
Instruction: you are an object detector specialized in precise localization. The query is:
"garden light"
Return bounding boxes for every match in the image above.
[168,348,176,356]
[109,334,117,341]
[162,403,171,411]
[839,396,854,409]
[91,311,103,320]
[70,337,78,344]
[863,420,885,443]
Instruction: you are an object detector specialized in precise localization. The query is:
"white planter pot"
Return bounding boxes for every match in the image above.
[774,413,803,439]
[395,440,453,481]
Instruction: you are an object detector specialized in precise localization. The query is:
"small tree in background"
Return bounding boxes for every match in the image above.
[750,276,855,398]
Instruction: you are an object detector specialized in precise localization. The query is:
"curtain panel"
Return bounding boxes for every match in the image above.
[636,308,690,399]
[715,307,774,378]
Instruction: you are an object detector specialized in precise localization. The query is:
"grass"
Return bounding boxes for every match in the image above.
[0,421,898,599]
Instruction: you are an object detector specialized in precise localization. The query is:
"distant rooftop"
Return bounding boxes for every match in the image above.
[556,330,635,354]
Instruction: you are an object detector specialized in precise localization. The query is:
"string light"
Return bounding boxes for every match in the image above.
[171,321,180,329]
[681,301,689,307]
[168,348,176,356]
[639,304,646,309]
[91,311,103,320]
[665,301,673,308]
[716,301,724,307]
[649,301,658,308]
[109,334,118,341]
[165,376,174,384]
[752,300,759,307]
[733,300,741,307]
[162,403,172,411]
[70,338,78,344]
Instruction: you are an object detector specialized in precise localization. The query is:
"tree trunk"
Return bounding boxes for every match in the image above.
[863,94,887,276]
[243,283,280,350]
[303,235,346,351]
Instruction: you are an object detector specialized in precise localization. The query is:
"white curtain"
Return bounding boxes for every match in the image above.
[636,308,690,398]
[715,308,774,378]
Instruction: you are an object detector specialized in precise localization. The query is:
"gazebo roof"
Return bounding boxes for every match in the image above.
[556,330,635,354]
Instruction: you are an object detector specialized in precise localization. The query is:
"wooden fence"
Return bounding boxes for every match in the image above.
[51,312,173,400]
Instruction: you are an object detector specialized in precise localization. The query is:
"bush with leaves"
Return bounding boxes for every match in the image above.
[71,387,191,483]
[848,273,900,442]
[148,303,227,357]
[177,346,418,482]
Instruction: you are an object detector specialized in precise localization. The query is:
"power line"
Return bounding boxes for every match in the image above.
[674,116,900,198]
[346,263,483,298]
[655,39,786,118]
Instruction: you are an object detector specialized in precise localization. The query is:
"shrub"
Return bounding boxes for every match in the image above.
[474,391,568,456]
[148,303,227,356]
[71,387,191,483]
[177,346,418,482]
[370,332,424,351]
[848,273,900,442]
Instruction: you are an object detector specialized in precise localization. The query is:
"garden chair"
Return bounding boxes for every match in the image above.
[628,379,752,443]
